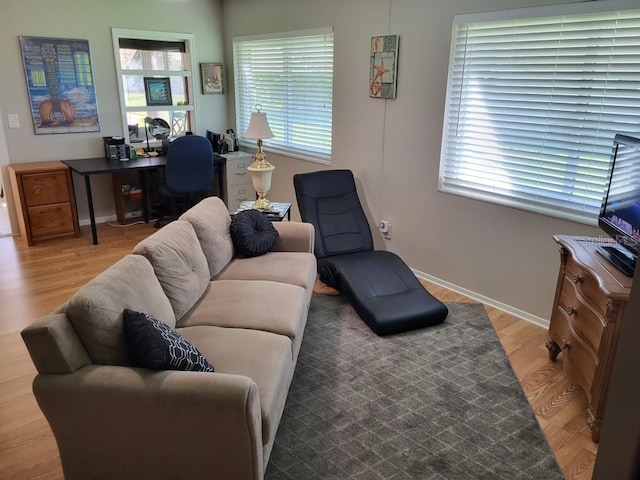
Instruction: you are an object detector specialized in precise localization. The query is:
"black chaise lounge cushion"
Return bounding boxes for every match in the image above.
[294,169,448,336]
[321,251,448,335]
[230,209,279,257]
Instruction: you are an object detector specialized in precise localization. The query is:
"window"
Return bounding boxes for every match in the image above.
[233,28,334,164]
[112,30,196,145]
[440,2,640,224]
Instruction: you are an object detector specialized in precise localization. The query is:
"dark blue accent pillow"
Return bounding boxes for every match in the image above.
[230,209,279,257]
[123,309,214,372]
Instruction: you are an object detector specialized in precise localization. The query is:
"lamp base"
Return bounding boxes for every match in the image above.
[252,196,272,210]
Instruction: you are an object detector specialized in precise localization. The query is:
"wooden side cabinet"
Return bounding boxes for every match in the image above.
[546,235,632,442]
[8,161,80,245]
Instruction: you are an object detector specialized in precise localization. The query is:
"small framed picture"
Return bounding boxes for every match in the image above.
[200,63,224,95]
[143,77,173,106]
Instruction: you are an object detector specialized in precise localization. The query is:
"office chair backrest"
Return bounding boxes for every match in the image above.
[294,169,373,259]
[165,135,214,194]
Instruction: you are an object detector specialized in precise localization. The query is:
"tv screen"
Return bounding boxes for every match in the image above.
[597,134,640,277]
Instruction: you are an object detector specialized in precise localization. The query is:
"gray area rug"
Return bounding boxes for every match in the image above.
[266,294,562,480]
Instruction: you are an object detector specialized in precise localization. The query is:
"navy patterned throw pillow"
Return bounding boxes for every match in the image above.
[123,309,214,372]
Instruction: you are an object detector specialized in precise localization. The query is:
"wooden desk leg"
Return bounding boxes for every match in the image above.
[111,173,126,224]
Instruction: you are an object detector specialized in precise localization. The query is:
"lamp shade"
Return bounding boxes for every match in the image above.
[245,112,274,140]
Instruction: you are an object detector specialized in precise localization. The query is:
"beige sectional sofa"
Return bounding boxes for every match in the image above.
[21,197,317,480]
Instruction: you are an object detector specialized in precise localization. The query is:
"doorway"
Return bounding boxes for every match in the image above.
[0,188,11,237]
[0,107,14,237]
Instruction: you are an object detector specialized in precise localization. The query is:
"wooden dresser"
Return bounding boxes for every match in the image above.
[546,235,632,442]
[8,161,80,245]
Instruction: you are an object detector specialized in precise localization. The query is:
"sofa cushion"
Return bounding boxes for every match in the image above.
[216,252,316,296]
[230,210,279,258]
[179,325,293,446]
[133,220,210,321]
[179,196,234,278]
[177,280,308,359]
[65,255,176,366]
[123,309,214,372]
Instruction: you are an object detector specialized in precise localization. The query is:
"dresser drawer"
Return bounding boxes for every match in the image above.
[28,203,76,238]
[22,171,70,206]
[564,256,609,316]
[550,307,598,398]
[558,278,605,353]
[226,158,252,186]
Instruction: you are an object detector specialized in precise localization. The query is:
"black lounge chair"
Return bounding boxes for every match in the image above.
[294,169,448,335]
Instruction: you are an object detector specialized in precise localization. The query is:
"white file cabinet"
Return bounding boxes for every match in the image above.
[224,151,254,213]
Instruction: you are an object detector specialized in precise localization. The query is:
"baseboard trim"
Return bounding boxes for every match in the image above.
[412,268,550,329]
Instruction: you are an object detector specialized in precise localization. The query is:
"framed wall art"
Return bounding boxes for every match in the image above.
[369,35,399,99]
[144,77,173,106]
[19,36,100,134]
[200,63,224,95]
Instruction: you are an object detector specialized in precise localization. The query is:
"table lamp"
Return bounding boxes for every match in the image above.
[244,105,275,210]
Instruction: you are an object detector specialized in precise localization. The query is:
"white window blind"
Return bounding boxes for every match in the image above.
[233,28,334,164]
[440,3,640,224]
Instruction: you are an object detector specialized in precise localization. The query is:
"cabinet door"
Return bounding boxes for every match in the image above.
[22,172,70,206]
[28,203,76,238]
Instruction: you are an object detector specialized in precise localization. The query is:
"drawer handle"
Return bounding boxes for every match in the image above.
[573,273,584,284]
[34,175,57,182]
[564,305,576,315]
[561,339,571,350]
[39,207,62,214]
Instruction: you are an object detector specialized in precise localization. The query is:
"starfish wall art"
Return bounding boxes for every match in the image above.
[369,35,399,99]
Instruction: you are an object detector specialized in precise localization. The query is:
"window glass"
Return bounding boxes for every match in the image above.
[441,4,640,224]
[233,28,334,163]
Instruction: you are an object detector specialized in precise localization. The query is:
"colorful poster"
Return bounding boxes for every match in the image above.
[19,36,100,134]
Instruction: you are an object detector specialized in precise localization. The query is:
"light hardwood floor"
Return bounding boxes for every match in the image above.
[0,223,596,479]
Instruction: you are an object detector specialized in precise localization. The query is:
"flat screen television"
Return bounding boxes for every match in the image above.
[597,133,640,277]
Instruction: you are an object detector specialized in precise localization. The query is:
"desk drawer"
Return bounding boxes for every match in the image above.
[226,158,252,186]
[28,203,75,238]
[228,185,253,212]
[22,172,70,206]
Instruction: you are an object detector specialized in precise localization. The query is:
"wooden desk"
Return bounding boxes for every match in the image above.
[546,235,632,442]
[63,155,226,245]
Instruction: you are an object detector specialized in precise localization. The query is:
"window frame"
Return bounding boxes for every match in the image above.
[233,27,335,165]
[111,28,198,144]
[439,0,640,225]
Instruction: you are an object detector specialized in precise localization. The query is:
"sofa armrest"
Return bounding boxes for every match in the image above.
[21,313,91,374]
[34,366,264,480]
[272,221,315,253]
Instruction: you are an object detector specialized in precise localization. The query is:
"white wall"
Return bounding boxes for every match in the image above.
[0,0,226,229]
[222,0,603,321]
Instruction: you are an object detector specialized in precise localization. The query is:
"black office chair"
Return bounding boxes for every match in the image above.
[154,135,214,228]
[294,169,448,335]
